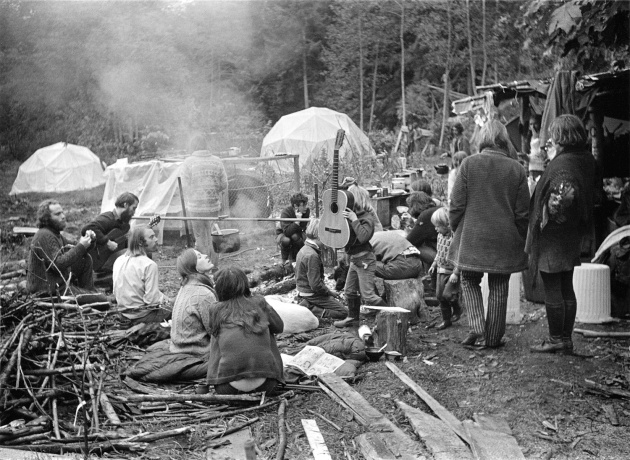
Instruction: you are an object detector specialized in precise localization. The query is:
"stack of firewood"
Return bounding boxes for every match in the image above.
[0,293,295,455]
[0,259,27,294]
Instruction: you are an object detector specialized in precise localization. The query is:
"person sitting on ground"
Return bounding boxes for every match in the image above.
[429,207,462,330]
[27,200,95,295]
[347,184,383,232]
[81,192,139,284]
[113,226,171,326]
[276,192,310,265]
[370,230,423,280]
[334,184,387,329]
[170,248,217,356]
[207,267,285,395]
[295,218,347,320]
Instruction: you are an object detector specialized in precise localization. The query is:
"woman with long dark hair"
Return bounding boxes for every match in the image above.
[169,249,216,356]
[527,115,596,354]
[207,267,284,394]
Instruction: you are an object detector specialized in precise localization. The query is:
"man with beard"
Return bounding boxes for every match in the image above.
[27,200,95,295]
[81,192,139,281]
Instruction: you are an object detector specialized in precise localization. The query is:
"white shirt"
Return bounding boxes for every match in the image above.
[113,253,167,319]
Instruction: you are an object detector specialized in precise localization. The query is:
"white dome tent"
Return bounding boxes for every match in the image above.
[10,142,106,195]
[261,107,375,168]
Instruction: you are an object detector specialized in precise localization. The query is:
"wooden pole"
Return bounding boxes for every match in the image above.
[135,216,310,223]
[177,177,193,248]
[293,156,300,190]
[314,184,319,218]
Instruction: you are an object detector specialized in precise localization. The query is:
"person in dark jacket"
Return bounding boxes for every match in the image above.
[527,115,596,354]
[207,267,284,395]
[276,192,310,264]
[448,119,529,348]
[406,191,439,269]
[371,230,423,280]
[81,192,139,279]
[27,200,95,295]
[334,187,387,328]
[295,218,347,319]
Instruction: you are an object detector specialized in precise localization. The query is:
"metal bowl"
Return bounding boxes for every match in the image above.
[365,347,384,362]
[384,351,402,362]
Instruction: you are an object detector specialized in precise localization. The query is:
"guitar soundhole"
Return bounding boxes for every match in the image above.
[330,203,339,214]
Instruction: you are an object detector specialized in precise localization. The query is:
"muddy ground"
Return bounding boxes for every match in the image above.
[1,158,629,459]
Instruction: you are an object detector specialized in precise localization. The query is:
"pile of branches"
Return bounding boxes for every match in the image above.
[0,259,27,294]
[0,293,296,457]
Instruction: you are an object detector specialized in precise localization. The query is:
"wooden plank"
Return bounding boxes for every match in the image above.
[12,227,37,236]
[355,433,399,460]
[397,401,473,460]
[385,362,468,443]
[319,373,425,460]
[472,413,512,435]
[301,419,333,460]
[463,420,525,460]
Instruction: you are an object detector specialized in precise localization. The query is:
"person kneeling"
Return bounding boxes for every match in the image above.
[207,267,285,395]
[295,218,347,319]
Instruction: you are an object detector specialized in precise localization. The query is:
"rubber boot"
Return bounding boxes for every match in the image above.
[334,296,360,328]
[563,300,577,354]
[530,302,565,353]
[436,302,452,330]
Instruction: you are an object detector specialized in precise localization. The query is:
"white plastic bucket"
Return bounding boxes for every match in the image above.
[573,263,612,323]
[481,272,522,324]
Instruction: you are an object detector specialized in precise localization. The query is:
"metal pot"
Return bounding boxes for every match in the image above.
[211,229,241,253]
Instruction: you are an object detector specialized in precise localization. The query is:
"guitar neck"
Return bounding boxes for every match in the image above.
[332,147,340,203]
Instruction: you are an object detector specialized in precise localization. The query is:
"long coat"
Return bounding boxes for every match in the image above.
[447,148,529,274]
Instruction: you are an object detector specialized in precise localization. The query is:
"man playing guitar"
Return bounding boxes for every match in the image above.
[81,192,139,279]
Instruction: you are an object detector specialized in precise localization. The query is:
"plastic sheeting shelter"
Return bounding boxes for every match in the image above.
[10,142,106,195]
[261,107,374,168]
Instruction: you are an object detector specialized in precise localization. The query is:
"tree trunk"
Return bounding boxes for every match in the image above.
[466,0,476,94]
[368,42,380,135]
[399,0,406,127]
[481,0,488,87]
[439,0,452,149]
[303,28,309,109]
[359,15,364,132]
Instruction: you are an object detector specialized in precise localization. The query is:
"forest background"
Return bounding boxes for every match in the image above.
[0,0,628,164]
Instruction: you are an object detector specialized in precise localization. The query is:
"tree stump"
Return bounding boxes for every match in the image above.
[383,278,427,325]
[373,310,409,356]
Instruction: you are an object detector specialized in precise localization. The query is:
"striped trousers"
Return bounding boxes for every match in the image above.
[461,271,510,347]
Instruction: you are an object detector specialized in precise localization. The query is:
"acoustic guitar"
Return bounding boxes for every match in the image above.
[90,214,161,272]
[319,129,355,249]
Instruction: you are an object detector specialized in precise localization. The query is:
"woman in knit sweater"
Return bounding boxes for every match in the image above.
[448,119,529,349]
[169,249,217,356]
[207,267,284,395]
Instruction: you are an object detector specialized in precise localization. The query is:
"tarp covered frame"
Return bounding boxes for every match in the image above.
[260,107,375,168]
[10,142,106,195]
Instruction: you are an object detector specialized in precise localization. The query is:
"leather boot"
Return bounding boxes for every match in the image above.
[530,302,565,353]
[451,302,463,323]
[334,296,360,328]
[563,300,577,353]
[437,302,452,330]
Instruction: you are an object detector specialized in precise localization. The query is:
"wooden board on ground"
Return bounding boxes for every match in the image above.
[319,373,425,460]
[462,420,525,460]
[355,432,401,460]
[301,419,333,460]
[397,401,473,460]
[385,361,468,443]
[0,447,125,460]
[206,429,253,460]
[472,413,513,435]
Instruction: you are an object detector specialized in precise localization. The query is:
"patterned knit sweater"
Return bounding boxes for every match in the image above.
[169,280,217,356]
[179,150,228,213]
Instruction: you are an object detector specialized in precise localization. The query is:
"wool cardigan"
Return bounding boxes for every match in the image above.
[295,241,331,296]
[447,148,529,274]
[170,280,217,356]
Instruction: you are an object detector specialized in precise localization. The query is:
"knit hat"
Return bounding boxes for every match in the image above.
[528,153,545,172]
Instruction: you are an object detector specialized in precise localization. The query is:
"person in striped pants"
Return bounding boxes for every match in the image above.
[447,120,530,348]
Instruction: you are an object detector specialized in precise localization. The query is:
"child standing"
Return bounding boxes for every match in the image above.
[429,207,462,330]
